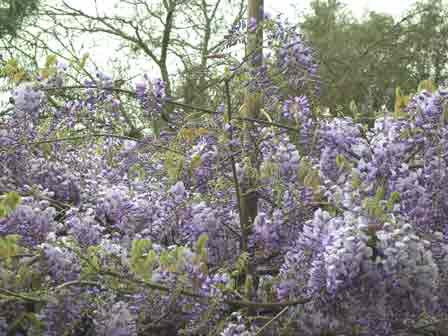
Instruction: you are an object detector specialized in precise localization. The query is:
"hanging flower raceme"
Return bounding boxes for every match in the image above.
[406,89,448,128]
[12,83,44,123]
[135,75,167,119]
[269,17,320,95]
[0,200,57,247]
[250,209,282,257]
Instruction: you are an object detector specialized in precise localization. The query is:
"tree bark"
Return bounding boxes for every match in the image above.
[240,0,263,251]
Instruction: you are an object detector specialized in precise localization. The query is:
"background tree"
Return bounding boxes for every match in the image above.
[299,0,448,117]
[0,0,247,132]
[0,0,40,38]
[3,0,245,104]
[404,0,448,85]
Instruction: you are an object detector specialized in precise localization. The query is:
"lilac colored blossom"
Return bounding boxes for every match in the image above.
[13,84,43,121]
[282,95,311,121]
[260,128,300,180]
[0,204,56,247]
[43,244,81,283]
[183,135,219,192]
[135,76,167,119]
[169,181,187,203]
[65,209,104,246]
[250,210,281,255]
[94,301,137,336]
[182,201,238,264]
[95,186,137,234]
[221,313,255,336]
[248,17,257,33]
[28,158,81,205]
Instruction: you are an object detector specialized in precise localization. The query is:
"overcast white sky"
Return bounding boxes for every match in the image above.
[267,0,417,18]
[59,0,421,78]
[71,0,419,18]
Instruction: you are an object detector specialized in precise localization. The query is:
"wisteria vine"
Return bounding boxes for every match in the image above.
[0,12,448,336]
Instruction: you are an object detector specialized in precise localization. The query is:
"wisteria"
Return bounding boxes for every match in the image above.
[2,10,448,336]
[135,75,167,120]
[12,84,43,121]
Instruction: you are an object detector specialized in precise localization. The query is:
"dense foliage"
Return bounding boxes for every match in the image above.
[300,0,448,114]
[0,0,40,38]
[1,9,448,336]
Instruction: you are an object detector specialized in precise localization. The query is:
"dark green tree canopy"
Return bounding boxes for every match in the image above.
[0,0,40,38]
[300,0,448,115]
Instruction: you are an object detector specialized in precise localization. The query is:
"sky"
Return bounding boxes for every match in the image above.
[58,0,421,78]
[67,0,420,19]
[267,0,418,18]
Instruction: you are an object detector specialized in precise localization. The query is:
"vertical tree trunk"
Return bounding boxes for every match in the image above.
[160,1,175,98]
[239,0,263,251]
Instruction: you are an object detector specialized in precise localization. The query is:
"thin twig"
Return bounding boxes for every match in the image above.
[15,133,182,155]
[0,288,45,303]
[254,306,289,336]
[225,80,244,244]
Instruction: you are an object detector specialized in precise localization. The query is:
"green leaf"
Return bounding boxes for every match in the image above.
[352,173,361,189]
[152,118,161,138]
[159,250,170,269]
[260,161,276,179]
[82,246,100,274]
[303,170,320,190]
[235,252,249,274]
[0,235,22,263]
[1,58,18,77]
[244,274,254,298]
[45,54,57,67]
[190,154,202,171]
[418,79,436,93]
[7,311,45,335]
[3,191,20,209]
[130,239,153,276]
[386,191,400,211]
[195,234,208,253]
[374,186,385,201]
[79,53,89,69]
[129,163,146,181]
[0,192,21,218]
[164,152,184,182]
[335,154,345,168]
[349,100,358,119]
[195,234,209,265]
[298,159,311,182]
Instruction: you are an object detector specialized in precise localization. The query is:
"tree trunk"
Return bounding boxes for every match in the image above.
[240,0,263,252]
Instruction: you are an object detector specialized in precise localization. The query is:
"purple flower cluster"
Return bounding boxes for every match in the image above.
[282,95,311,121]
[276,34,319,93]
[407,89,448,128]
[39,289,88,336]
[28,158,81,205]
[65,208,104,246]
[183,135,219,192]
[5,22,448,335]
[12,84,43,122]
[250,209,282,256]
[0,202,56,247]
[135,75,167,119]
[221,313,255,336]
[43,243,81,283]
[260,128,300,180]
[182,201,238,264]
[266,16,319,95]
[318,117,363,181]
[278,208,431,332]
[94,301,137,336]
